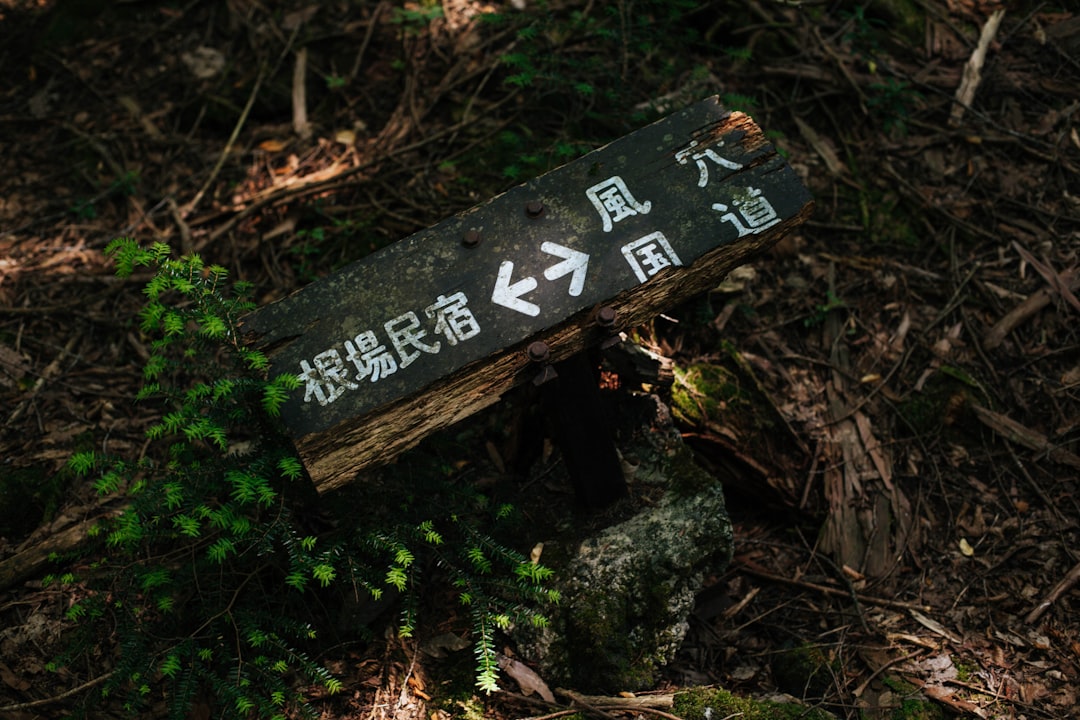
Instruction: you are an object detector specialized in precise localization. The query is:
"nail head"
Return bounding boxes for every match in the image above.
[527,340,550,363]
[525,200,545,218]
[597,306,617,327]
[462,229,482,248]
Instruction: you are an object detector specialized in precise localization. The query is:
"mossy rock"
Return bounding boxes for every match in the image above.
[517,399,733,692]
[673,686,836,720]
[672,363,753,428]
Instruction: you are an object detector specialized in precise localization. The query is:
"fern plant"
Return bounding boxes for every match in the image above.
[53,239,556,717]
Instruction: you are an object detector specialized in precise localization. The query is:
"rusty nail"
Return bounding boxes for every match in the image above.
[527,340,550,363]
[462,229,482,248]
[533,365,558,386]
[597,306,617,328]
[600,334,624,350]
[525,200,545,218]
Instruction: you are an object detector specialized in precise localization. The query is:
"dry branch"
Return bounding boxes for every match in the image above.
[1026,559,1080,624]
[971,404,1080,470]
[950,10,1005,128]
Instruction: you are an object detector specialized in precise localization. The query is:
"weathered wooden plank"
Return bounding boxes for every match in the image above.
[242,96,813,493]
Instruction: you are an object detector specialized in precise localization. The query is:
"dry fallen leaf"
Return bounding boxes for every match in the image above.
[497,654,555,703]
[258,139,289,153]
[0,661,30,691]
[959,537,975,556]
[180,46,226,80]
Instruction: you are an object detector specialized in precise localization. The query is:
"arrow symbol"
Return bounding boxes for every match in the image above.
[491,261,540,316]
[541,242,589,297]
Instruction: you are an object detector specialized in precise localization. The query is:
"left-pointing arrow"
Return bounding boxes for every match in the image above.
[541,242,589,297]
[491,261,540,316]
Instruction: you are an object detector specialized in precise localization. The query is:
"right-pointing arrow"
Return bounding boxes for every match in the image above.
[541,241,589,297]
[491,260,540,316]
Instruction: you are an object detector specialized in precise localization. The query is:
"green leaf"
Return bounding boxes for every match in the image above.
[199,313,227,339]
[173,515,201,538]
[418,520,442,545]
[466,547,491,574]
[262,382,290,417]
[135,383,161,400]
[142,355,168,381]
[162,311,185,336]
[212,378,235,401]
[386,567,408,592]
[140,568,171,591]
[67,451,97,475]
[275,373,301,390]
[241,349,269,371]
[277,456,304,481]
[207,537,235,563]
[394,547,414,567]
[313,564,336,587]
[159,654,181,678]
[162,482,184,510]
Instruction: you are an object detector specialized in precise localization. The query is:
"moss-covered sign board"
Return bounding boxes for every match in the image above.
[243,96,814,492]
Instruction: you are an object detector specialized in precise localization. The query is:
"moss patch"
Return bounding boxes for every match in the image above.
[880,677,945,720]
[673,686,835,720]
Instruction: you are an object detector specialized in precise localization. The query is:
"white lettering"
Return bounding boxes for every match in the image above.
[385,311,440,368]
[425,292,481,346]
[585,176,651,232]
[712,186,780,237]
[676,139,743,187]
[300,349,358,406]
[345,330,398,382]
[621,232,683,284]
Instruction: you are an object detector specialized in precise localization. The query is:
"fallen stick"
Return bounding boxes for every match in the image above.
[950,9,1006,127]
[971,404,1080,470]
[983,263,1079,350]
[982,287,1054,350]
[738,567,932,613]
[1026,559,1080,624]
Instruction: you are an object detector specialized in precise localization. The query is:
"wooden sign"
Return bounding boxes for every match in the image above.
[243,96,814,493]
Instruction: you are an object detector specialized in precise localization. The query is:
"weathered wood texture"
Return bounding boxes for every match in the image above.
[243,97,814,493]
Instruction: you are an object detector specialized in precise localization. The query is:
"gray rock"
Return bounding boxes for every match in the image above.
[518,395,733,692]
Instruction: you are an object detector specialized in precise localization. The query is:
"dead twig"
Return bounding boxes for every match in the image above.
[1011,241,1080,312]
[982,287,1057,351]
[1026,559,1080,624]
[292,48,311,140]
[555,689,620,720]
[0,671,113,712]
[852,649,926,698]
[970,404,1080,470]
[737,567,931,613]
[5,333,80,427]
[950,9,1006,127]
[183,62,268,218]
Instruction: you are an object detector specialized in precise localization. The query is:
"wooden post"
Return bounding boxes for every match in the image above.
[242,96,814,494]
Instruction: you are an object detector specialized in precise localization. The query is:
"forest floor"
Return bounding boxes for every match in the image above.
[1,0,1079,718]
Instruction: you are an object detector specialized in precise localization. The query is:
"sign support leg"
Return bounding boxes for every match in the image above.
[544,351,627,511]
